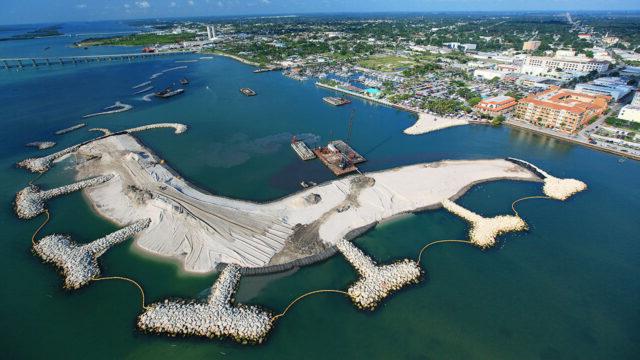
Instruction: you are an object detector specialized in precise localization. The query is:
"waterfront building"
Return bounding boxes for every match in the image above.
[574,77,634,101]
[522,40,542,51]
[521,51,609,76]
[515,87,610,133]
[618,105,640,123]
[475,96,517,117]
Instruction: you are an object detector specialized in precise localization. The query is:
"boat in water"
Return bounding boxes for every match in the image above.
[179,78,189,85]
[323,97,351,106]
[240,87,257,96]
[154,87,184,98]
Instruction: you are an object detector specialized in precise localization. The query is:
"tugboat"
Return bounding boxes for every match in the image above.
[240,87,256,96]
[154,87,185,98]
[179,78,189,85]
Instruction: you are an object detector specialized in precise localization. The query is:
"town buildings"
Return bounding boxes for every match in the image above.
[522,40,541,51]
[521,51,609,76]
[575,77,634,101]
[618,91,640,123]
[475,96,518,117]
[515,87,610,133]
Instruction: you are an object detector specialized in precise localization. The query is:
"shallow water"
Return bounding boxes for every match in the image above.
[1,30,639,359]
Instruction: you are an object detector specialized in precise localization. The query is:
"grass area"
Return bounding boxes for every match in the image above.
[605,116,640,131]
[357,55,416,72]
[77,33,196,47]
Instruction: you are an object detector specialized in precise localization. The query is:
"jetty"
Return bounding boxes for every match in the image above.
[137,264,273,344]
[83,101,132,118]
[337,239,422,310]
[55,123,85,135]
[26,141,55,150]
[441,199,527,248]
[0,51,189,70]
[15,175,114,219]
[18,143,81,173]
[33,218,151,289]
[291,139,316,160]
[314,140,366,176]
[506,158,587,200]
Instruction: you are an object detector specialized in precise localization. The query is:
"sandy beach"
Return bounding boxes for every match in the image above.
[74,133,540,273]
[404,112,469,135]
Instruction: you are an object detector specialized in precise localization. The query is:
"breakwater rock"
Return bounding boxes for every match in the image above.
[441,199,527,248]
[17,144,81,173]
[137,264,273,344]
[33,218,150,289]
[336,239,422,310]
[26,141,56,150]
[83,101,133,118]
[15,175,114,219]
[506,157,586,200]
[126,123,187,134]
[55,123,85,135]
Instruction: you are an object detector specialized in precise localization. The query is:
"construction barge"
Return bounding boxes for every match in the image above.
[240,87,256,96]
[291,137,316,160]
[155,87,184,98]
[313,140,366,176]
[323,96,351,106]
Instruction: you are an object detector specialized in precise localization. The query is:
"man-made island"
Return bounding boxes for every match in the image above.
[68,132,544,273]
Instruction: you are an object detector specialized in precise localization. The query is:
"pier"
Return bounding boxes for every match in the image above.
[0,51,190,70]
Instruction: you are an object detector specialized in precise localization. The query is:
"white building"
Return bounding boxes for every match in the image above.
[443,42,477,52]
[474,69,506,80]
[521,51,609,76]
[618,106,640,122]
[632,91,640,106]
[575,77,634,101]
[206,25,216,40]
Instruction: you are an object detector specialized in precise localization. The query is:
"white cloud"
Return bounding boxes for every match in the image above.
[169,1,176,7]
[135,1,151,8]
[188,0,195,5]
[76,3,87,9]
[124,3,131,8]
[260,0,271,4]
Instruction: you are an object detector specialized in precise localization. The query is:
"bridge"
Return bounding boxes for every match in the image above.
[1,51,194,70]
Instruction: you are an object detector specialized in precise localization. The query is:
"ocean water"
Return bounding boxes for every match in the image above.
[0,27,639,359]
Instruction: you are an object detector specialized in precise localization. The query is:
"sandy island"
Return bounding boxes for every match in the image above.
[72,132,540,273]
[404,112,469,135]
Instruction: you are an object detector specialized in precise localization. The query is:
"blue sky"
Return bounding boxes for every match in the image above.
[2,0,640,25]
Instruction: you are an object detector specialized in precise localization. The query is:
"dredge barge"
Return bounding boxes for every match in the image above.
[323,96,351,106]
[314,140,366,176]
[290,136,316,160]
[240,87,256,96]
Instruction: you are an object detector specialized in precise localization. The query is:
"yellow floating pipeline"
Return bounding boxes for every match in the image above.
[92,276,149,310]
[272,289,349,322]
[31,210,50,246]
[511,195,551,218]
[416,239,472,264]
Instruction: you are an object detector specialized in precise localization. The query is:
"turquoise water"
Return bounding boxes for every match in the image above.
[1,32,639,359]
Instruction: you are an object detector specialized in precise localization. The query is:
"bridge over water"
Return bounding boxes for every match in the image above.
[1,51,194,70]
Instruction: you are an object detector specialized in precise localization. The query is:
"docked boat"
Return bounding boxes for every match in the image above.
[323,97,351,106]
[154,87,184,98]
[240,87,256,96]
[179,78,189,85]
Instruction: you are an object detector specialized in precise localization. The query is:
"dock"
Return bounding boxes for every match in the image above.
[314,140,366,176]
[291,140,316,160]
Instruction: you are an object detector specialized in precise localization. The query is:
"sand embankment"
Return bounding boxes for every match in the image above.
[73,133,540,273]
[404,112,469,135]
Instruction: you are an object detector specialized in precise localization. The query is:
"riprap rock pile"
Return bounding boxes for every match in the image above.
[137,264,273,344]
[336,239,422,310]
[126,123,188,134]
[15,175,114,219]
[33,218,151,289]
[506,157,586,200]
[441,199,526,248]
[17,144,81,173]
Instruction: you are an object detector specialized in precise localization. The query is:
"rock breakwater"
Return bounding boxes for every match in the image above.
[441,199,527,248]
[15,175,114,219]
[33,218,150,289]
[336,239,422,310]
[137,264,273,344]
